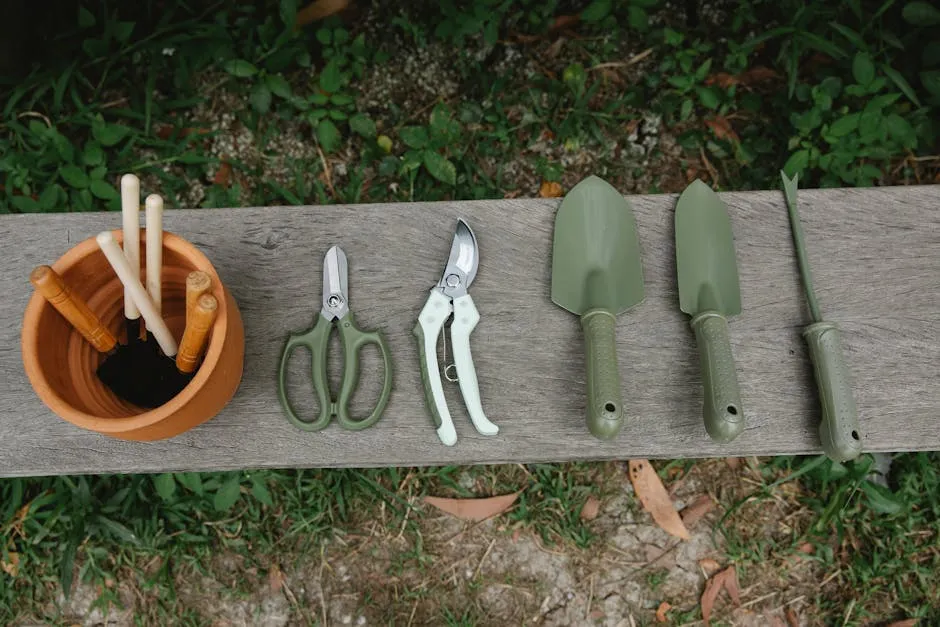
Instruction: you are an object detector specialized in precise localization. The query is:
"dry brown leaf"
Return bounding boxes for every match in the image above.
[655,601,671,623]
[785,607,800,627]
[296,0,350,27]
[268,565,285,592]
[769,617,787,627]
[213,160,233,188]
[580,495,601,521]
[628,460,690,541]
[423,491,522,521]
[700,566,741,626]
[705,116,740,143]
[539,181,564,198]
[738,66,780,85]
[887,620,919,627]
[797,542,814,555]
[725,457,742,469]
[551,14,580,30]
[1,552,19,577]
[706,72,738,89]
[680,494,715,527]
[698,558,721,575]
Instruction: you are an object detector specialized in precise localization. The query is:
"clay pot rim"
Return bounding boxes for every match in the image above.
[21,229,229,434]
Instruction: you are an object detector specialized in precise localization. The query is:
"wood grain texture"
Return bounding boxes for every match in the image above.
[2,185,938,477]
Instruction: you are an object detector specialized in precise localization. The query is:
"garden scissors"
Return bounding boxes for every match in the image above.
[414,219,498,446]
[277,246,393,431]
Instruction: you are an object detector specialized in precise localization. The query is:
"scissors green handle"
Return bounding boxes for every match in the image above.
[277,311,393,431]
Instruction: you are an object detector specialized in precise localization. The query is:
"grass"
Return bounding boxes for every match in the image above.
[1,0,939,623]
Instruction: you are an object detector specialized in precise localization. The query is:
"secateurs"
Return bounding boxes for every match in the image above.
[415,219,498,446]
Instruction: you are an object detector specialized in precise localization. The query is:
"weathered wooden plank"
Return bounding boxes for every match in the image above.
[1,185,938,477]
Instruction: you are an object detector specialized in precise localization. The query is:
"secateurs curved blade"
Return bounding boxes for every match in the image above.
[414,219,498,446]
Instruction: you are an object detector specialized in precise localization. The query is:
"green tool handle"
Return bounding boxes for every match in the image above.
[414,290,457,446]
[580,309,624,440]
[334,313,394,430]
[278,315,333,431]
[804,322,862,462]
[691,311,744,443]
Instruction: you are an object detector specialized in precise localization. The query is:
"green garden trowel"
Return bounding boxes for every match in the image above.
[781,171,862,462]
[675,180,745,443]
[551,176,645,440]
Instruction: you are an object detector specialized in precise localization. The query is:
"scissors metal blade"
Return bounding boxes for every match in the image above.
[321,245,349,320]
[437,219,479,298]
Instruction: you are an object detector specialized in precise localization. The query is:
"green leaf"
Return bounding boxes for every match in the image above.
[429,104,453,135]
[829,22,864,49]
[113,21,135,43]
[829,113,860,137]
[153,474,177,500]
[11,195,41,212]
[349,113,377,138]
[265,74,292,99]
[859,109,882,138]
[213,475,242,511]
[679,98,693,120]
[581,0,612,22]
[328,109,347,121]
[627,6,649,31]
[695,59,713,82]
[316,27,332,45]
[279,0,298,28]
[223,59,259,78]
[177,472,204,495]
[92,124,129,147]
[861,481,903,515]
[922,70,940,97]
[317,119,342,152]
[399,126,429,149]
[250,477,273,506]
[59,165,89,189]
[902,1,940,25]
[483,19,499,46]
[783,149,810,175]
[90,165,107,180]
[696,86,720,109]
[39,184,63,211]
[251,82,272,113]
[83,142,104,166]
[89,179,118,201]
[96,517,140,545]
[319,59,343,93]
[330,94,354,106]
[886,114,917,148]
[852,52,875,86]
[78,6,95,28]
[422,150,456,185]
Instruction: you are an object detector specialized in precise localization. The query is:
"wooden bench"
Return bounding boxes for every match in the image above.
[2,185,938,477]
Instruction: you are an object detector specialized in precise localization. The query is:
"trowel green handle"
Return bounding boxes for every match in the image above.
[580,309,624,440]
[691,312,744,443]
[804,322,862,462]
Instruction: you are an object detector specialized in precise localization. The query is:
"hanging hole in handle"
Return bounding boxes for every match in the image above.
[605,403,616,413]
[727,405,738,416]
[347,341,383,419]
[851,430,859,441]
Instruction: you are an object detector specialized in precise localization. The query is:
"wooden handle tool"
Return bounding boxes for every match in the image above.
[29,265,117,353]
[120,174,141,321]
[176,294,218,374]
[145,194,164,313]
[96,231,178,356]
[185,271,212,321]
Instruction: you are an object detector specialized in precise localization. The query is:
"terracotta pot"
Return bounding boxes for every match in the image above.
[21,230,245,441]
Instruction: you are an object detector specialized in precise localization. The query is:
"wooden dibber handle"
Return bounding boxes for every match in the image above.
[176,294,218,374]
[29,265,117,353]
[186,271,212,320]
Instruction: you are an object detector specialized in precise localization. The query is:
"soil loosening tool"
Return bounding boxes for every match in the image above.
[781,171,862,462]
[415,219,498,446]
[675,179,745,443]
[120,174,143,345]
[186,271,212,320]
[29,265,117,354]
[550,176,645,441]
[176,293,218,374]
